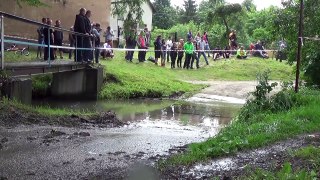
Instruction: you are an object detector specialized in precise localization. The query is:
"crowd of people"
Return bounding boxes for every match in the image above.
[35,8,283,68]
[36,8,115,63]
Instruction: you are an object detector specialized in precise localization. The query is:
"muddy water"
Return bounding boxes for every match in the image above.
[0,98,244,179]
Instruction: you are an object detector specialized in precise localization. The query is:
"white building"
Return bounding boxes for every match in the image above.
[109,0,155,45]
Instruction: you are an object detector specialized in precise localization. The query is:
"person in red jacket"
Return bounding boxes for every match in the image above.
[137,31,147,62]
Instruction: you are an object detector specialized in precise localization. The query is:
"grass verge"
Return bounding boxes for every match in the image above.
[0,98,94,117]
[162,88,320,166]
[100,51,293,99]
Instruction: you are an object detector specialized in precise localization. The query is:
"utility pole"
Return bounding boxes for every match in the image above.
[295,0,304,93]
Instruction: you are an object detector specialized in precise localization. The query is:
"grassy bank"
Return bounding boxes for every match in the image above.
[247,146,320,179]
[163,88,320,166]
[99,51,293,99]
[0,98,94,117]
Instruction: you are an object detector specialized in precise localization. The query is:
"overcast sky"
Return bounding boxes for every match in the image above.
[166,0,282,11]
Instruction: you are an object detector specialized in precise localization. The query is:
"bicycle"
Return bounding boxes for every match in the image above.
[5,44,30,56]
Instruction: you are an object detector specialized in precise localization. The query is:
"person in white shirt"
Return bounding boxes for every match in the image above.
[101,42,114,59]
[166,37,173,63]
[104,26,114,48]
[198,36,209,65]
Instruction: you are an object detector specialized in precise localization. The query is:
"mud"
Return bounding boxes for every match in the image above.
[160,133,320,179]
[0,105,123,128]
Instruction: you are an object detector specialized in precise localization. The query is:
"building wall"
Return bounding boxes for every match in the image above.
[0,0,111,40]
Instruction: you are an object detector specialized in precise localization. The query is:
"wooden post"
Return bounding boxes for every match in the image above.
[295,0,304,93]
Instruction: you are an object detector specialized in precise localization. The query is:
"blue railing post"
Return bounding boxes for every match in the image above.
[0,15,4,70]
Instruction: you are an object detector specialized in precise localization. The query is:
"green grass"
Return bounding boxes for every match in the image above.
[99,51,293,99]
[162,89,320,166]
[1,98,94,117]
[245,146,320,179]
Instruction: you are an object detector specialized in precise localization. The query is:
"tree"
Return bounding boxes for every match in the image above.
[209,3,243,41]
[182,0,197,23]
[242,0,256,12]
[152,0,176,29]
[112,0,146,36]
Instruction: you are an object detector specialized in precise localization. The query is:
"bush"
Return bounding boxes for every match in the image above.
[238,70,305,123]
[305,51,320,88]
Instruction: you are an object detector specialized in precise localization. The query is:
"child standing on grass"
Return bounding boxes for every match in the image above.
[170,42,178,69]
[161,39,166,67]
[177,39,184,68]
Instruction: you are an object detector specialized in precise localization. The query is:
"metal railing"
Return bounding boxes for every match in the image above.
[0,11,94,70]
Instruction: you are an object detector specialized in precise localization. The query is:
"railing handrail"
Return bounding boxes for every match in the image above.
[0,11,91,38]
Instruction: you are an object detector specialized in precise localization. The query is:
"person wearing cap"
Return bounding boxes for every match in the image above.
[183,37,194,69]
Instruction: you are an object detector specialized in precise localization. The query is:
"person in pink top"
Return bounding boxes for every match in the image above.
[137,31,147,62]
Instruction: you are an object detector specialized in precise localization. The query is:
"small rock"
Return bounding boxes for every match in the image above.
[73,132,79,136]
[71,114,79,118]
[62,161,72,165]
[79,132,90,137]
[0,143,3,150]
[84,157,96,162]
[0,177,8,180]
[1,137,8,143]
[27,137,37,141]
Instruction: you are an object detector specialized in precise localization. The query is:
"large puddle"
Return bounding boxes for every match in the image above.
[0,97,245,179]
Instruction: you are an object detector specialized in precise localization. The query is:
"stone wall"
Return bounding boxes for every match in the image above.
[0,0,111,40]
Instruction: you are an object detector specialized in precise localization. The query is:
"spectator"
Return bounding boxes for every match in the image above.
[125,30,136,62]
[183,38,194,69]
[276,40,287,62]
[177,39,184,68]
[249,42,255,55]
[229,30,237,50]
[104,26,114,48]
[254,40,269,59]
[43,18,55,61]
[53,20,63,59]
[101,42,114,59]
[154,35,162,65]
[83,10,93,62]
[69,26,75,60]
[198,36,209,65]
[144,27,151,47]
[92,23,102,63]
[191,40,200,69]
[187,30,193,39]
[166,37,173,63]
[73,8,87,62]
[37,17,46,59]
[161,39,166,67]
[223,46,230,59]
[213,46,222,61]
[203,32,211,57]
[137,31,147,62]
[237,46,247,59]
[195,32,201,45]
[170,42,178,69]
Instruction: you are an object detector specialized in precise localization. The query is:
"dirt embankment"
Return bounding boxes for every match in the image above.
[0,105,124,128]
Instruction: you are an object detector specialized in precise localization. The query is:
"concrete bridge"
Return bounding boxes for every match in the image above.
[1,61,104,104]
[0,11,104,104]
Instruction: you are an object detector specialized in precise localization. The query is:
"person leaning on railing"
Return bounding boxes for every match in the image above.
[73,8,87,62]
[36,17,46,59]
[43,18,55,61]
